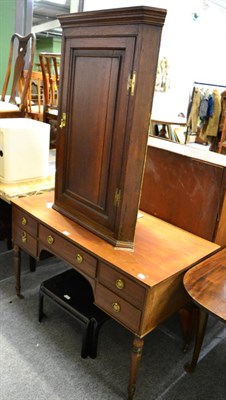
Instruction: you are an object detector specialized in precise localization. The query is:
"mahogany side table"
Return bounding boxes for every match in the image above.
[183,247,226,372]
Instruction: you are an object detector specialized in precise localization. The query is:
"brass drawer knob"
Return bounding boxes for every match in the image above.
[21,217,27,226]
[115,278,125,290]
[22,231,27,243]
[47,235,54,245]
[112,302,121,313]
[75,253,83,264]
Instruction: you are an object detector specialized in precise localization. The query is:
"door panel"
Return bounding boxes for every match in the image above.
[56,37,135,230]
[66,52,119,210]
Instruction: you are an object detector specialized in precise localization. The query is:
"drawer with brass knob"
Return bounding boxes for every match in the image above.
[95,283,141,332]
[12,208,38,237]
[39,224,97,277]
[98,262,146,309]
[12,226,37,256]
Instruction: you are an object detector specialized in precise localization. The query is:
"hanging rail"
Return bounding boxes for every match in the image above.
[194,81,226,89]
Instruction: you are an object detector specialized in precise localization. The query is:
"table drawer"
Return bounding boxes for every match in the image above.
[98,262,146,309]
[39,225,97,278]
[12,225,37,256]
[13,207,38,237]
[95,283,141,332]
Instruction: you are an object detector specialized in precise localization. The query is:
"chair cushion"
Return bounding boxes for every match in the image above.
[0,101,20,111]
[29,105,44,113]
[47,108,58,116]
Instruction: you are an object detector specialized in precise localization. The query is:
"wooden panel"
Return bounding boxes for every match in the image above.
[12,207,38,237]
[140,271,190,336]
[214,190,226,245]
[55,37,135,239]
[98,262,146,309]
[12,225,37,256]
[140,145,224,241]
[95,283,141,332]
[54,7,166,248]
[65,52,120,210]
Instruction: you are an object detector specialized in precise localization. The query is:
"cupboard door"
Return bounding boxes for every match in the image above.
[54,37,135,240]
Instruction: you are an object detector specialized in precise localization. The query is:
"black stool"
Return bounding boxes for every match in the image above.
[39,268,109,358]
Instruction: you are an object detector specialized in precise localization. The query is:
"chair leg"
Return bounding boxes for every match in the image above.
[38,291,44,322]
[88,319,102,359]
[81,322,92,359]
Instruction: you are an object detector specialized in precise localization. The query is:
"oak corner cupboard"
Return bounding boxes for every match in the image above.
[54,6,166,249]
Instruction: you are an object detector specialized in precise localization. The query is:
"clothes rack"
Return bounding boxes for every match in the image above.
[194,82,226,89]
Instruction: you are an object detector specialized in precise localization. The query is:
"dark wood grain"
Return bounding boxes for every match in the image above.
[54,6,166,248]
[184,247,226,322]
[11,192,220,400]
[140,138,226,245]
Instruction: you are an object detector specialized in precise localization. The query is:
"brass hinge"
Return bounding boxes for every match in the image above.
[114,188,121,207]
[127,71,136,96]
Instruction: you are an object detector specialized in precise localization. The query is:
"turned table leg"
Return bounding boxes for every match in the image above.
[128,335,144,400]
[184,308,208,373]
[13,244,23,298]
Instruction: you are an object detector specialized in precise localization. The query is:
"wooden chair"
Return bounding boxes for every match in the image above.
[25,70,44,121]
[39,52,61,148]
[0,33,36,118]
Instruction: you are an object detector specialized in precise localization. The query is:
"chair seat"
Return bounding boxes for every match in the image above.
[0,100,20,112]
[47,108,58,116]
[29,104,44,113]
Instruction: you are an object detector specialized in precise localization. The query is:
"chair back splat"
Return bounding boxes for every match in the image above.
[39,52,61,148]
[0,32,36,117]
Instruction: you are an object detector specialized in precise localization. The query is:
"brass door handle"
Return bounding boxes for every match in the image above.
[59,112,66,128]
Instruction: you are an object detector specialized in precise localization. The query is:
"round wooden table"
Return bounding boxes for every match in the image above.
[183,247,226,372]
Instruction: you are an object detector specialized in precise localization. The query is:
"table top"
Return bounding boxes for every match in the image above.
[11,191,219,289]
[151,116,187,126]
[148,136,226,167]
[184,248,226,322]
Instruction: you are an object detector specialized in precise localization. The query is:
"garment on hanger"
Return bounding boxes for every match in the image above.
[199,90,209,120]
[187,85,222,143]
[200,89,221,140]
[187,87,201,133]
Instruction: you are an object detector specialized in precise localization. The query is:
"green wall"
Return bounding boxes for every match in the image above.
[0,1,62,89]
[34,37,62,70]
[0,0,16,91]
